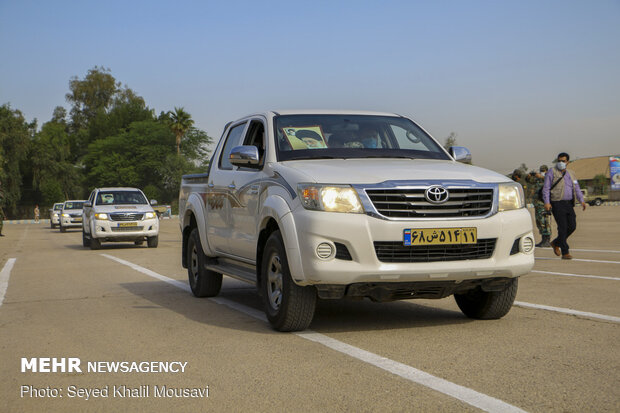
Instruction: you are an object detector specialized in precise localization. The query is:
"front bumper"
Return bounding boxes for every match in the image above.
[92,218,159,241]
[61,216,82,228]
[288,207,534,286]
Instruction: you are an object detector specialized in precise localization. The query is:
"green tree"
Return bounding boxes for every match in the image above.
[0,104,35,215]
[168,107,194,155]
[443,132,457,150]
[66,66,119,132]
[592,174,609,195]
[31,120,82,203]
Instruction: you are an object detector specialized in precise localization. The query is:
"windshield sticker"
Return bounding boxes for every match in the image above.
[282,126,327,150]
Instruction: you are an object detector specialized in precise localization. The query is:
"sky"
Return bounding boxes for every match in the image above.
[1,0,618,174]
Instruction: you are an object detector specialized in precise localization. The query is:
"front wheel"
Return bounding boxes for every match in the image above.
[261,230,316,332]
[187,228,222,297]
[455,278,518,320]
[594,198,602,206]
[82,229,90,247]
[147,235,158,248]
[60,224,66,233]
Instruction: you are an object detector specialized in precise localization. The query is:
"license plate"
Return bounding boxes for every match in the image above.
[118,222,138,227]
[404,227,477,246]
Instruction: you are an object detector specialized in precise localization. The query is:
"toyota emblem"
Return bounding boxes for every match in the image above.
[424,185,449,204]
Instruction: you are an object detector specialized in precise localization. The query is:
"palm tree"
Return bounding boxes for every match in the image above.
[169,107,194,155]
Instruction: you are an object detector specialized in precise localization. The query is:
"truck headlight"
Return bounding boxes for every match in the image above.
[95,213,108,220]
[298,184,364,213]
[498,183,524,211]
[145,212,156,219]
[62,213,70,218]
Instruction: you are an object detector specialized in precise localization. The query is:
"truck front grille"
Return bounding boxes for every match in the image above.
[111,226,144,232]
[366,188,494,218]
[374,239,496,263]
[109,213,144,221]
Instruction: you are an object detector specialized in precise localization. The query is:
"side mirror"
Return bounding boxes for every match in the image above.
[230,145,260,167]
[84,201,92,207]
[449,146,472,164]
[150,199,158,206]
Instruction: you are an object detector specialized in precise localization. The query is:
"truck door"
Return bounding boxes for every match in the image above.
[206,121,247,254]
[226,119,266,260]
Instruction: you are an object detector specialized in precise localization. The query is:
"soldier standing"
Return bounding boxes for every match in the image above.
[534,165,552,247]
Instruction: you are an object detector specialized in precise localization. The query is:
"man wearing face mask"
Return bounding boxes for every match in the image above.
[542,152,587,259]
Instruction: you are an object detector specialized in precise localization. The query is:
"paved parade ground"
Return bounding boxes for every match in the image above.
[0,207,618,412]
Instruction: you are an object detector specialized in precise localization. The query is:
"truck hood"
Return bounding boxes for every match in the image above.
[278,158,510,184]
[93,204,154,213]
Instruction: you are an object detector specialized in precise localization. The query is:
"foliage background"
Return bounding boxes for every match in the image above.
[0,67,212,218]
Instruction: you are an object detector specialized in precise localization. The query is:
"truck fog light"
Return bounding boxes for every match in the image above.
[521,236,534,253]
[316,243,334,259]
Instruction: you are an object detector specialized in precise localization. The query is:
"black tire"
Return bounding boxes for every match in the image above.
[261,230,316,332]
[147,235,158,248]
[82,229,90,247]
[455,278,518,320]
[60,224,66,233]
[594,198,602,206]
[187,228,222,297]
[90,237,101,250]
[134,239,145,246]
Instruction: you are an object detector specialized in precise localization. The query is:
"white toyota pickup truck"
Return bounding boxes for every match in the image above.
[179,110,534,331]
[82,187,160,250]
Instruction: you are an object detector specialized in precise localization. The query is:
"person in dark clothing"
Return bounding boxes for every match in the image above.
[542,152,587,259]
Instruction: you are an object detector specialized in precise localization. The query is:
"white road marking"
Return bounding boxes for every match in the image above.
[0,258,17,307]
[535,257,620,264]
[514,301,620,323]
[531,270,620,281]
[103,254,527,413]
[537,247,620,254]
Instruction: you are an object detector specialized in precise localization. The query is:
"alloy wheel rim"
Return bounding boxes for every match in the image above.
[190,244,199,285]
[267,253,283,310]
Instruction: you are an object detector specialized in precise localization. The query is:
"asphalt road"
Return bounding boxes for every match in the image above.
[0,206,618,412]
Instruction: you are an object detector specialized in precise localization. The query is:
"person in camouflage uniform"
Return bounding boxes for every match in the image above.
[534,165,552,247]
[0,179,5,236]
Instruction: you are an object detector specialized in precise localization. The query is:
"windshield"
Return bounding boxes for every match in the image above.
[274,115,450,161]
[64,202,84,210]
[95,191,147,206]
[54,204,63,210]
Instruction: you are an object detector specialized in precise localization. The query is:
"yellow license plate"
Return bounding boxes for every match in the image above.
[403,227,477,246]
[118,222,138,227]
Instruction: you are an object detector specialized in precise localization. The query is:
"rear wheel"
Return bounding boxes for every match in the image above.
[187,228,222,297]
[261,230,316,332]
[455,278,518,319]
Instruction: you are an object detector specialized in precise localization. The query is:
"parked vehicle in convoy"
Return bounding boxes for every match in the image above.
[179,110,535,331]
[59,200,86,232]
[49,203,64,229]
[82,187,159,250]
[581,189,609,206]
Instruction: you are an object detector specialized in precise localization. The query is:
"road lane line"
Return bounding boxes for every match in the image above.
[537,247,620,254]
[535,257,620,264]
[531,270,620,281]
[103,254,528,413]
[0,258,17,307]
[514,301,620,323]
